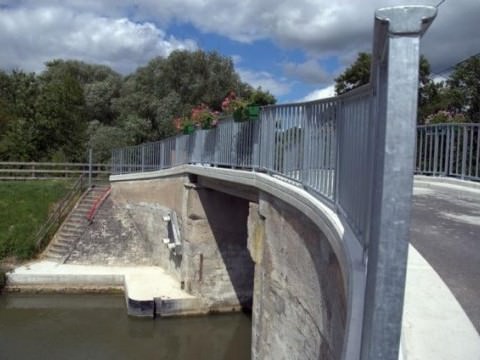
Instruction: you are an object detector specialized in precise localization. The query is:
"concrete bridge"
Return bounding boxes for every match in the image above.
[107,6,476,360]
[7,5,479,360]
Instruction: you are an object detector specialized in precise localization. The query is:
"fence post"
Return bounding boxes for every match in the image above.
[433,127,439,176]
[88,148,93,188]
[444,126,451,176]
[360,6,436,360]
[461,125,467,179]
[141,144,145,172]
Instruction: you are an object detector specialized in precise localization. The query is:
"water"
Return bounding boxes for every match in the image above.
[0,294,251,360]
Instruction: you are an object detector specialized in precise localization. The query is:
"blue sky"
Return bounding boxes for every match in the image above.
[0,0,478,102]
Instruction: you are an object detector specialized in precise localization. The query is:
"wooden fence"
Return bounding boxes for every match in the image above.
[0,162,111,181]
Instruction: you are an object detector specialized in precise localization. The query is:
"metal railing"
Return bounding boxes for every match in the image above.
[111,6,437,360]
[34,174,87,250]
[111,87,374,246]
[416,123,480,181]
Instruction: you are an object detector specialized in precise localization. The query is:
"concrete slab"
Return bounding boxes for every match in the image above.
[5,260,199,318]
[401,245,480,360]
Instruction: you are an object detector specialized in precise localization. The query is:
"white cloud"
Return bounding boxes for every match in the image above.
[301,84,336,102]
[127,0,478,74]
[283,59,331,84]
[231,55,242,65]
[237,68,291,97]
[1,0,478,82]
[0,6,196,74]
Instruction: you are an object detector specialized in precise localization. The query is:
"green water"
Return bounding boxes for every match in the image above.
[0,294,251,360]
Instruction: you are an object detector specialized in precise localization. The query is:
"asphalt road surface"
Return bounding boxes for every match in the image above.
[411,180,480,333]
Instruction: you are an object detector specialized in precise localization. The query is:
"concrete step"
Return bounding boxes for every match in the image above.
[46,247,67,257]
[43,252,64,261]
[69,214,88,221]
[55,239,76,248]
[80,196,97,201]
[74,205,91,210]
[59,229,83,238]
[50,243,72,252]
[63,222,84,229]
[70,215,88,222]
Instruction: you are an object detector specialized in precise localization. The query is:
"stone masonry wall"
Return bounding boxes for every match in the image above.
[248,194,346,360]
[111,177,188,280]
[111,176,255,311]
[182,184,254,310]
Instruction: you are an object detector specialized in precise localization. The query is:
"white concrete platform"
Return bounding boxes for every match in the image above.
[5,261,200,317]
[401,245,480,360]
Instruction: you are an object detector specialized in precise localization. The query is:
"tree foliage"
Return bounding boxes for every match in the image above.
[334,51,480,124]
[0,50,276,163]
[335,53,372,95]
[447,55,480,121]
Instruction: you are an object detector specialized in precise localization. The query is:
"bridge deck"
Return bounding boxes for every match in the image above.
[411,178,480,333]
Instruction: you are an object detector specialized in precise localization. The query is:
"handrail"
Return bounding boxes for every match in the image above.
[33,175,87,250]
[86,186,112,223]
[0,161,111,180]
[0,162,112,167]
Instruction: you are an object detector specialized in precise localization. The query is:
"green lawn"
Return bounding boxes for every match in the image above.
[0,180,71,260]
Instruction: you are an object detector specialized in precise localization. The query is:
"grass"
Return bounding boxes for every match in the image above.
[0,180,71,260]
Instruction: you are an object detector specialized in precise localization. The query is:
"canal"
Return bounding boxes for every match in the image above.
[0,294,252,360]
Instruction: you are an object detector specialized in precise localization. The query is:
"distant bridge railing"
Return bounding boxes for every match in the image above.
[416,123,480,181]
[111,6,437,360]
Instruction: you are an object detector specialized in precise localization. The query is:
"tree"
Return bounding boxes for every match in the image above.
[335,53,371,95]
[0,70,40,161]
[447,55,480,122]
[335,52,432,96]
[335,52,439,123]
[247,87,276,106]
[112,50,267,144]
[35,72,86,161]
[42,60,122,124]
[86,121,129,163]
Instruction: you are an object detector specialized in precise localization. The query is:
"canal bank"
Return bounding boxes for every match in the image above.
[5,260,208,318]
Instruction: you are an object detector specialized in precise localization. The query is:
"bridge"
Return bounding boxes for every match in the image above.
[108,5,473,360]
[6,5,478,360]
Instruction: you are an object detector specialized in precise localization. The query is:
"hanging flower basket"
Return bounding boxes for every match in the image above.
[183,124,195,134]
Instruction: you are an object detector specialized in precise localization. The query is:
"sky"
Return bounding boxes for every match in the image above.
[0,0,478,103]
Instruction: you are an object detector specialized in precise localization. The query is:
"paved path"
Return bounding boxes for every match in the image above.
[411,179,480,333]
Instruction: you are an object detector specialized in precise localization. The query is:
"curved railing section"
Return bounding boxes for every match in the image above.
[111,6,437,360]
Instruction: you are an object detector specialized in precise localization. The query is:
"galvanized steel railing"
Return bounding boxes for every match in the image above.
[111,6,437,360]
[416,123,480,181]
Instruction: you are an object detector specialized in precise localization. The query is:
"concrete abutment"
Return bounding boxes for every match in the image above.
[112,173,348,359]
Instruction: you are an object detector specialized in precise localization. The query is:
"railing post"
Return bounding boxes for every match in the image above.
[361,6,436,360]
[461,125,467,179]
[88,148,93,188]
[444,125,451,176]
[141,144,145,172]
[433,126,439,176]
